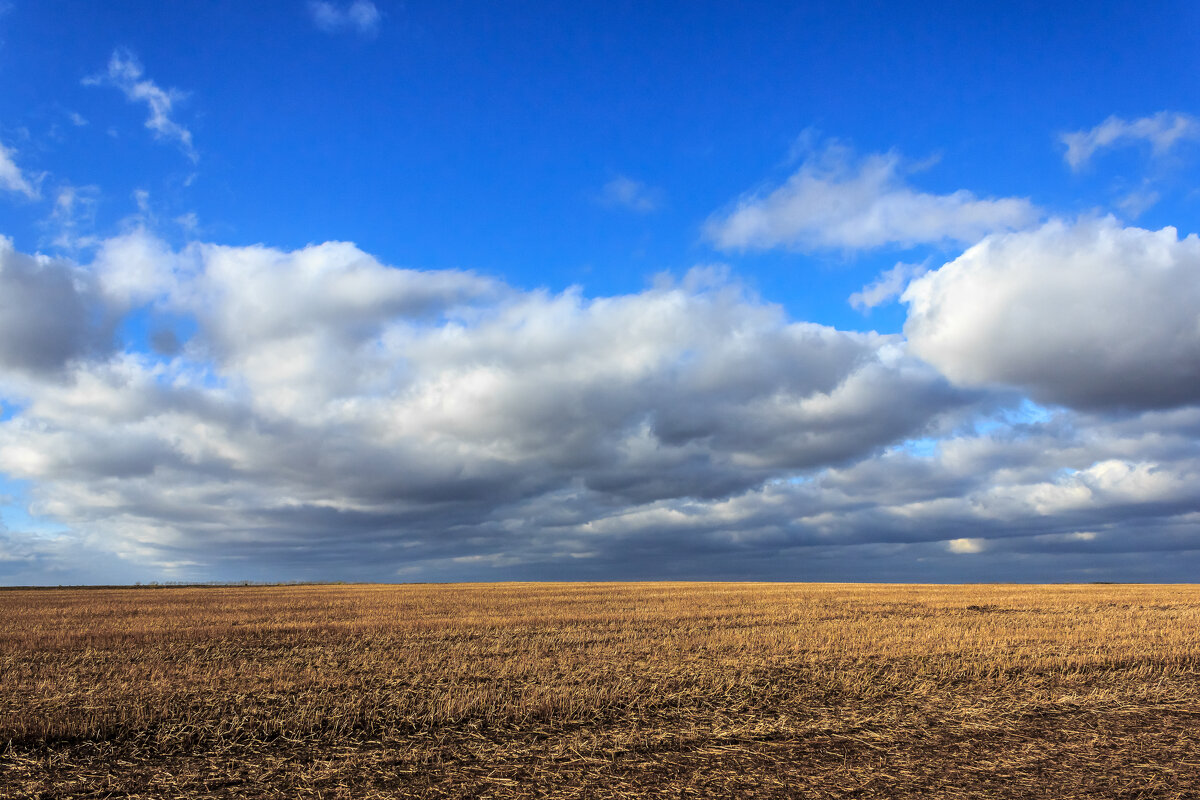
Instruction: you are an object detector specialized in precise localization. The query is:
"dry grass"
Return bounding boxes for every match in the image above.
[2,582,1199,798]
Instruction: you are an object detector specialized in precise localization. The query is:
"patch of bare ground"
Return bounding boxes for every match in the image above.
[2,583,1199,798]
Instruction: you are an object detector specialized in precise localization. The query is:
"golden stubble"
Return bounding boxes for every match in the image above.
[2,582,1199,798]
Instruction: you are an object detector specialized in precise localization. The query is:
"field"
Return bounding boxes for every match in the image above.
[2,583,1199,798]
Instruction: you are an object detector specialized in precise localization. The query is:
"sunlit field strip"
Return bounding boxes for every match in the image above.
[2,582,1199,798]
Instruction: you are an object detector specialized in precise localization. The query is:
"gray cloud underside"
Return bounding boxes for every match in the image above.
[1,219,1199,582]
[0,239,109,374]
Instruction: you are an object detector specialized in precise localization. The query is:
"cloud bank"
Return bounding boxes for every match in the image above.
[0,232,964,578]
[2,216,1200,582]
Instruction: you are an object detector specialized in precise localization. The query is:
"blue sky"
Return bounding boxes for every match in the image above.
[1,1,1199,584]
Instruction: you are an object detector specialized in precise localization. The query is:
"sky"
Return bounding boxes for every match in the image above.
[1,1,1199,584]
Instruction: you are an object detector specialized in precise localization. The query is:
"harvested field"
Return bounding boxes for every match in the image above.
[2,582,1199,798]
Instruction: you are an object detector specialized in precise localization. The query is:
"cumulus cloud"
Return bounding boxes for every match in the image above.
[0,232,977,578]
[4,227,1200,582]
[599,176,662,213]
[309,0,381,36]
[655,404,1200,567]
[903,217,1200,410]
[0,140,39,199]
[84,49,197,161]
[1062,112,1198,170]
[705,145,1038,251]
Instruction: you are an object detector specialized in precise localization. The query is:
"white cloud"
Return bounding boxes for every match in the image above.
[84,49,197,161]
[903,217,1200,410]
[5,226,1200,582]
[0,140,39,199]
[309,0,381,36]
[849,261,926,311]
[1062,112,1199,170]
[0,231,969,577]
[705,145,1038,252]
[990,459,1192,516]
[1116,185,1160,219]
[694,405,1200,555]
[600,176,662,213]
